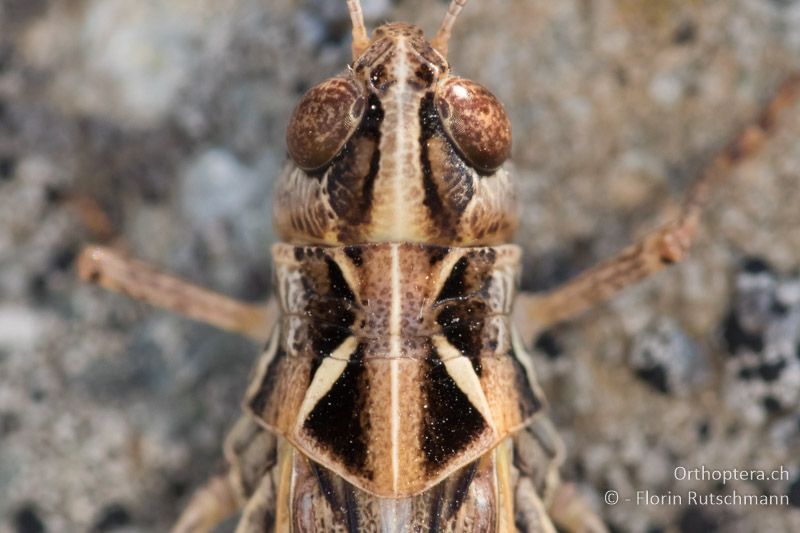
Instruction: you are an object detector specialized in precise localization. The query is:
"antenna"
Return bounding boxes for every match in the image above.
[431,0,468,57]
[347,0,370,60]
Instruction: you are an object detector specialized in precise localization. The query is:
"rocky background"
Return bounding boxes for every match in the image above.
[1,0,799,532]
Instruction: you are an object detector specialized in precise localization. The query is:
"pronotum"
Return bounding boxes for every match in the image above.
[76,0,800,531]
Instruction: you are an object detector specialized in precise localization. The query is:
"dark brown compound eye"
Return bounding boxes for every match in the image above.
[434,77,511,173]
[286,77,365,171]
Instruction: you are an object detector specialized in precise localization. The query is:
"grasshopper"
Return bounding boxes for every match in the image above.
[78,0,800,531]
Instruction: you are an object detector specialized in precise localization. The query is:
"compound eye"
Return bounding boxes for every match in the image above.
[286,78,365,171]
[435,77,511,173]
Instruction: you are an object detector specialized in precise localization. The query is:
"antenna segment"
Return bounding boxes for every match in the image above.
[431,0,468,57]
[347,0,370,59]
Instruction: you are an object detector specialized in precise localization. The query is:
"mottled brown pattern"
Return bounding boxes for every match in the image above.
[286,77,364,171]
[436,77,512,173]
[274,243,519,360]
[244,242,545,499]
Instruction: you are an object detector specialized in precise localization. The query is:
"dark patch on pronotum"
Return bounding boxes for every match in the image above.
[307,258,357,359]
[436,301,486,372]
[325,257,355,302]
[310,315,354,360]
[343,246,364,267]
[436,256,469,302]
[478,248,496,263]
[304,344,372,477]
[420,349,486,471]
[428,246,449,265]
[294,247,305,262]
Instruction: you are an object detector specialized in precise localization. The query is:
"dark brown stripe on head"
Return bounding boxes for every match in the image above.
[303,344,372,478]
[326,93,384,242]
[419,92,475,240]
[328,136,380,239]
[420,348,487,472]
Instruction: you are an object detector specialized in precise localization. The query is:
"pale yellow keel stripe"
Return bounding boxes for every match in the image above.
[433,335,496,432]
[389,244,401,494]
[293,336,360,430]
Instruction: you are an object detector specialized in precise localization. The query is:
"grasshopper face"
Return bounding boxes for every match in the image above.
[274,22,518,247]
